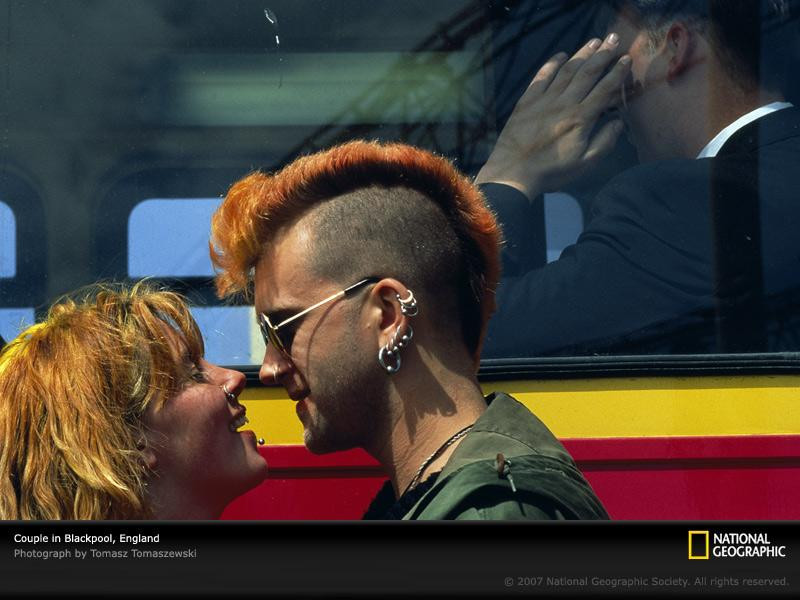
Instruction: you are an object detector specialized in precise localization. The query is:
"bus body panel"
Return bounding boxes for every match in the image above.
[221,376,800,519]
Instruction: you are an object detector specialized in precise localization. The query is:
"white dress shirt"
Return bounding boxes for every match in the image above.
[696,101,794,159]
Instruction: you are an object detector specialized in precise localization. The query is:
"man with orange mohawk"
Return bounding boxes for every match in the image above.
[211,140,607,520]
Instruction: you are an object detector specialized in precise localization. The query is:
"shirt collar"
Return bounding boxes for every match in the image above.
[696,101,794,159]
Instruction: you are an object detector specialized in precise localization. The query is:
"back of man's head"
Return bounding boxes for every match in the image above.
[611,0,798,92]
[211,140,502,357]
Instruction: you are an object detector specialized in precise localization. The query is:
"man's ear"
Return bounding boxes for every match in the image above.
[368,278,408,344]
[663,21,695,81]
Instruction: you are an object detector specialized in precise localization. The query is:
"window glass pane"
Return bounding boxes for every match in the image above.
[159,52,484,127]
[544,193,583,264]
[0,308,35,342]
[128,198,222,277]
[0,201,15,278]
[189,306,263,366]
[129,199,264,364]
[1,1,797,365]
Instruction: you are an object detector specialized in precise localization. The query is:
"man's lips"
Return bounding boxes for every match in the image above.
[294,399,308,421]
[287,389,308,402]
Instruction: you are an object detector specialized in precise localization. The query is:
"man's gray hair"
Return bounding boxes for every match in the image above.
[611,0,798,91]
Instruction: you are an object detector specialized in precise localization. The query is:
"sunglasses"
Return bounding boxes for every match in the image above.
[258,277,380,358]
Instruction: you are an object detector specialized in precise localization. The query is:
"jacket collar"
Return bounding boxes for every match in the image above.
[435,392,575,482]
[718,106,800,157]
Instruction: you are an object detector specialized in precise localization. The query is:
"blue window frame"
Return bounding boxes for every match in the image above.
[0,201,15,278]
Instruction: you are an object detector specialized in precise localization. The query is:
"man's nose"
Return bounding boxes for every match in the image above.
[259,345,292,385]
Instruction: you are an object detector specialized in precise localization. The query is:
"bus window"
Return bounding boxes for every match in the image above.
[0,200,34,341]
[128,198,221,277]
[544,193,583,264]
[0,0,797,366]
[189,306,262,366]
[0,201,15,277]
[127,197,262,364]
[0,308,35,344]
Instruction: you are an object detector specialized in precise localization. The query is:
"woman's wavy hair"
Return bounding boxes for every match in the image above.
[0,282,203,520]
[210,140,502,357]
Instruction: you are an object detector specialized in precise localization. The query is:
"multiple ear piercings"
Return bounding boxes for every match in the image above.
[378,325,414,374]
[397,290,418,316]
[378,289,418,374]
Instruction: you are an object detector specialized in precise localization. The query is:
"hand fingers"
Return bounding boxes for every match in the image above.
[547,37,605,96]
[562,33,624,102]
[582,55,632,119]
[528,52,569,92]
[583,119,625,163]
[504,52,568,122]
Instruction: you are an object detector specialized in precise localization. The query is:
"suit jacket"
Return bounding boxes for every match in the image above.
[482,107,800,357]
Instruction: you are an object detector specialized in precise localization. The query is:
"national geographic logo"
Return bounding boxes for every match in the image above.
[689,531,709,560]
[689,530,787,559]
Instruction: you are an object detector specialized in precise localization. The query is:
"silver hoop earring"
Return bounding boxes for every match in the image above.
[377,325,414,374]
[378,345,401,374]
[397,290,419,316]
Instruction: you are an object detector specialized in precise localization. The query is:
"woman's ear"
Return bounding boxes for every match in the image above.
[137,438,158,470]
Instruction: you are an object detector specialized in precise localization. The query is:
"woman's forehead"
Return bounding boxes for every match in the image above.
[155,320,194,362]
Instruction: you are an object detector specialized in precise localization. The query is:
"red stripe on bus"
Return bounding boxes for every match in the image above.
[261,434,800,471]
[565,434,800,462]
[223,435,800,519]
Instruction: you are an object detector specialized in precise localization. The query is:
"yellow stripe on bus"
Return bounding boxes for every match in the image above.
[240,375,800,445]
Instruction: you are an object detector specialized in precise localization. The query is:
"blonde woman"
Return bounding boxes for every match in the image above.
[0,283,268,519]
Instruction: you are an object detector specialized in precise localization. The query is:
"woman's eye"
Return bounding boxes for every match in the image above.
[189,367,207,383]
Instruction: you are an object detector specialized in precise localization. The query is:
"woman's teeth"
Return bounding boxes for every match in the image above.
[230,414,249,432]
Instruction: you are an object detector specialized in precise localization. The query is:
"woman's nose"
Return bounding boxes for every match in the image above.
[220,366,246,398]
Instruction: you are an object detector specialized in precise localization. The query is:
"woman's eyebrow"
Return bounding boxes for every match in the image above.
[179,349,197,367]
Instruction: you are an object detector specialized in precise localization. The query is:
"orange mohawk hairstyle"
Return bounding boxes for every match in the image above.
[210,140,502,345]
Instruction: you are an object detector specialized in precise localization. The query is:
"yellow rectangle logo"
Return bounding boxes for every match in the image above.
[689,531,710,560]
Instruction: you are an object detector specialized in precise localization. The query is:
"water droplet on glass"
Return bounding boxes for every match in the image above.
[264,8,283,88]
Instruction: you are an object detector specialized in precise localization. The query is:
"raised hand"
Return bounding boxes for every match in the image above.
[476,33,631,199]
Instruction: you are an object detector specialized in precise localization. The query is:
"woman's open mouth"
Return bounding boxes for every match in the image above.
[230,411,249,432]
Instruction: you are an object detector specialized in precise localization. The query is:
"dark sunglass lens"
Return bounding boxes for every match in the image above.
[258,316,271,346]
[268,328,285,355]
[261,315,288,356]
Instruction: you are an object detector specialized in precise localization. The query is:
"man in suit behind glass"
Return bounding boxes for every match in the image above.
[478,0,800,357]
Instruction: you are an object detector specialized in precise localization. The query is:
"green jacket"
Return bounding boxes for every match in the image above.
[402,392,609,520]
